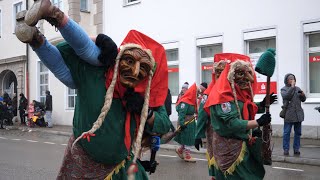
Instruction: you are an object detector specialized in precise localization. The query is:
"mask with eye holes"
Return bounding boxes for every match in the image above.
[119,48,153,88]
[233,63,254,90]
[214,61,228,80]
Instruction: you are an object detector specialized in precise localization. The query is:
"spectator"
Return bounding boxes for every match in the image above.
[18,93,28,125]
[3,92,11,105]
[45,90,53,128]
[281,73,306,156]
[12,93,18,116]
[165,89,172,117]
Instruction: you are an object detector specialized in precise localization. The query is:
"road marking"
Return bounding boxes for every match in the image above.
[158,154,207,161]
[158,154,178,158]
[272,167,304,172]
[26,140,38,143]
[61,144,67,146]
[11,139,21,141]
[43,142,55,145]
[0,137,8,139]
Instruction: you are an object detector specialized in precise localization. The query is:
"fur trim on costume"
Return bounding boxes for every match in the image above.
[207,142,247,176]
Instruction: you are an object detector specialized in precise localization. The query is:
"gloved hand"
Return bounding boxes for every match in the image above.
[260,93,278,107]
[179,124,187,131]
[123,88,144,114]
[252,128,262,138]
[137,159,158,174]
[194,138,203,151]
[96,34,118,69]
[256,113,271,126]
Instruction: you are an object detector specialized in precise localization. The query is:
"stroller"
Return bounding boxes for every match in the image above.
[27,101,47,128]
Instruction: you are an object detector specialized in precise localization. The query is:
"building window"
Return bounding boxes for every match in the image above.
[39,62,49,103]
[13,2,23,31]
[307,33,320,95]
[67,88,77,109]
[123,0,141,6]
[80,0,89,12]
[245,36,277,98]
[166,49,179,97]
[52,0,63,9]
[199,44,222,83]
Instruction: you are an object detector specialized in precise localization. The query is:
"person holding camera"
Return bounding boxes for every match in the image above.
[281,73,306,156]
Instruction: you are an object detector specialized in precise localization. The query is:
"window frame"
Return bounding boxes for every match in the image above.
[123,0,141,7]
[12,1,23,34]
[163,41,179,103]
[66,87,77,110]
[198,44,223,83]
[52,0,63,10]
[38,61,49,104]
[80,0,90,12]
[305,32,320,98]
[244,34,277,102]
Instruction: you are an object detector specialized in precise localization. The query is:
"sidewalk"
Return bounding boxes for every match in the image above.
[9,124,320,166]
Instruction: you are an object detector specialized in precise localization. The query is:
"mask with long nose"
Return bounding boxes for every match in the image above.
[119,48,153,88]
[233,63,254,90]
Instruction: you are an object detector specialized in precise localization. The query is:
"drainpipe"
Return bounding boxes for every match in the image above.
[26,0,29,104]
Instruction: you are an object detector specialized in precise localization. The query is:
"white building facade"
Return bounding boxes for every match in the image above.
[0,0,102,126]
[103,0,320,138]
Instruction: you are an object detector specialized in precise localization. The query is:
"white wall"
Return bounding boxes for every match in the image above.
[104,0,320,126]
[0,0,26,60]
[28,0,97,126]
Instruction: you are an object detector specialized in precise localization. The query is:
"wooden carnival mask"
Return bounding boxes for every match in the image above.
[233,63,254,90]
[214,61,228,80]
[119,48,153,88]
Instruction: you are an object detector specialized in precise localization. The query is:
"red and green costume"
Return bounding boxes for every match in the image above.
[203,58,265,180]
[174,83,198,146]
[56,30,171,180]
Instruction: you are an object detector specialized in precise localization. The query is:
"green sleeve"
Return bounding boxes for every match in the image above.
[149,105,172,134]
[255,102,266,114]
[177,103,189,127]
[196,98,208,139]
[210,102,249,140]
[56,41,106,89]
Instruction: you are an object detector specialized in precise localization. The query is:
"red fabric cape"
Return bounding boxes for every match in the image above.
[176,83,198,111]
[104,30,168,151]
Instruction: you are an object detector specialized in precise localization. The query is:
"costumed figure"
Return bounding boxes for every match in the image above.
[203,56,273,179]
[195,53,250,180]
[15,0,172,179]
[174,83,198,162]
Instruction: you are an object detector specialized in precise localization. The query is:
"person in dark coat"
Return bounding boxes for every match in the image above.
[12,93,18,116]
[281,73,306,156]
[18,93,28,125]
[45,90,53,128]
[165,89,172,117]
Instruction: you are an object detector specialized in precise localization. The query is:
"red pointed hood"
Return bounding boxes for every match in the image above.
[204,53,249,96]
[176,83,198,107]
[204,54,258,120]
[105,30,168,107]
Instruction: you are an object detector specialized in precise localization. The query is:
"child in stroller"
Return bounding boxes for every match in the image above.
[27,100,47,127]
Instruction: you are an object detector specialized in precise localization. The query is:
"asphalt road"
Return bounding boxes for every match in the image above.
[0,129,319,180]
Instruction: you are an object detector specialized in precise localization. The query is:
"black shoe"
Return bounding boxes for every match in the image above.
[294,150,300,156]
[284,150,289,156]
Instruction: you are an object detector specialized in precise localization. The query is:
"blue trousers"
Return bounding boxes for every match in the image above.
[33,19,102,89]
[283,122,302,151]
